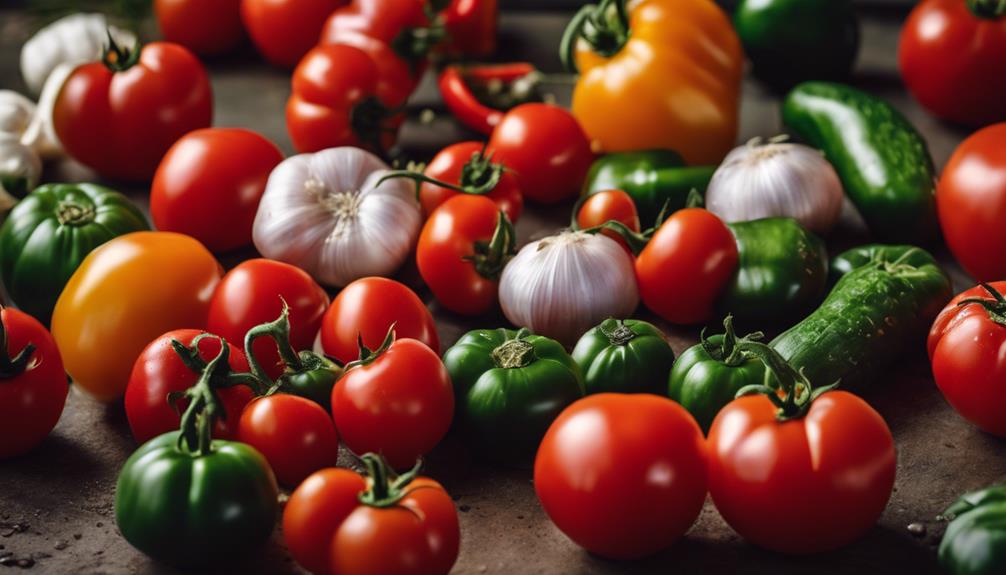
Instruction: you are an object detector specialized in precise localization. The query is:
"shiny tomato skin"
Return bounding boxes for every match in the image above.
[332,338,453,470]
[899,0,1006,126]
[419,141,523,222]
[208,259,330,380]
[237,394,340,487]
[53,42,212,182]
[151,128,283,253]
[535,394,707,559]
[635,208,738,324]
[0,309,67,459]
[319,277,438,365]
[124,330,253,444]
[417,195,504,316]
[937,123,1006,281]
[488,103,594,204]
[707,391,896,554]
[576,188,640,252]
[284,468,368,575]
[241,0,345,68]
[51,232,223,402]
[155,0,244,55]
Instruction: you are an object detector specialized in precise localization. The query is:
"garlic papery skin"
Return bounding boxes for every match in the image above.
[0,91,35,136]
[253,146,421,287]
[0,134,42,209]
[499,231,639,347]
[705,137,844,234]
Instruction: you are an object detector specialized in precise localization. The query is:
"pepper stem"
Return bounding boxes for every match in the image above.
[957,283,1006,326]
[492,331,536,369]
[0,314,36,380]
[599,319,636,346]
[733,341,838,421]
[345,325,397,370]
[55,200,96,226]
[358,453,423,507]
[462,211,516,280]
[967,0,1006,18]
[699,315,763,367]
[559,0,630,73]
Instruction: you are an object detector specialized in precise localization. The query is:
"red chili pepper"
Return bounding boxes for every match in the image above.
[438,62,539,135]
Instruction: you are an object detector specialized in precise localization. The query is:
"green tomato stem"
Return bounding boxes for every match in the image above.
[173,337,233,456]
[0,315,36,379]
[957,283,1006,326]
[967,0,1006,18]
[101,29,141,72]
[699,315,763,367]
[346,325,397,370]
[463,210,516,280]
[734,340,839,421]
[358,453,423,508]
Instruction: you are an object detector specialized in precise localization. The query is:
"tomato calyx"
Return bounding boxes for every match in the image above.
[577,196,679,254]
[967,0,1006,19]
[171,336,245,456]
[346,324,398,370]
[377,147,509,198]
[0,314,36,380]
[358,452,423,508]
[350,96,401,157]
[559,0,630,73]
[491,329,537,369]
[957,282,1006,326]
[390,24,446,75]
[700,315,764,367]
[734,341,839,421]
[463,210,517,280]
[101,30,142,73]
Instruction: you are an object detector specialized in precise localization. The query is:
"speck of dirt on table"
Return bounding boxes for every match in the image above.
[71,534,81,541]
[907,523,927,537]
[459,505,472,512]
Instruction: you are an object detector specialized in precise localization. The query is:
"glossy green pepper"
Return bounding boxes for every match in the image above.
[0,183,148,325]
[734,0,859,88]
[668,316,768,431]
[443,328,583,457]
[571,318,675,395]
[717,218,828,327]
[940,485,1006,575]
[582,150,716,228]
[115,342,278,568]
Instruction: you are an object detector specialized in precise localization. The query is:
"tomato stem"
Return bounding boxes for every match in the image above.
[358,453,422,507]
[346,325,397,370]
[390,23,446,75]
[967,0,1006,18]
[350,96,398,157]
[734,341,839,421]
[172,336,234,456]
[700,315,763,367]
[101,29,141,73]
[463,210,516,280]
[957,283,1006,326]
[0,315,36,379]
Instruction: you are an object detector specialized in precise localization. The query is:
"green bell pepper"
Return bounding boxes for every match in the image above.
[571,318,675,395]
[668,316,768,431]
[940,485,1006,575]
[582,150,716,228]
[734,0,859,88]
[443,328,583,457]
[0,183,148,325]
[115,341,277,568]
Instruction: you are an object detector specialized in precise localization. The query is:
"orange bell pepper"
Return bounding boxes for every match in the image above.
[563,0,743,165]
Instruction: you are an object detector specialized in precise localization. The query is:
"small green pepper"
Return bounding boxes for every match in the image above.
[940,485,1006,575]
[571,318,675,395]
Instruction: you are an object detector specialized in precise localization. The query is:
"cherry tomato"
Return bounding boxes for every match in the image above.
[488,103,594,204]
[51,232,222,402]
[0,308,67,459]
[284,456,460,575]
[240,0,345,68]
[928,281,1006,436]
[125,330,253,444]
[237,394,339,487]
[635,208,738,324]
[576,189,640,252]
[419,141,523,222]
[53,41,212,182]
[438,0,498,57]
[535,394,707,559]
[937,123,1006,281]
[208,259,330,381]
[332,333,453,470]
[319,277,438,365]
[151,128,283,253]
[899,0,1006,126]
[155,0,244,55]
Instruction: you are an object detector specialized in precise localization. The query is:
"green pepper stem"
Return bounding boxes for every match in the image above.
[345,325,397,370]
[0,314,36,380]
[957,283,1006,326]
[55,200,96,226]
[734,341,838,421]
[358,453,423,508]
[492,331,536,368]
[967,0,1006,18]
[700,315,764,367]
[599,319,636,346]
[558,0,630,73]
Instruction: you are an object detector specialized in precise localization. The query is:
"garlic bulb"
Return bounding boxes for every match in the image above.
[0,91,34,136]
[499,231,639,346]
[0,87,63,159]
[253,147,421,287]
[705,137,844,234]
[0,134,42,210]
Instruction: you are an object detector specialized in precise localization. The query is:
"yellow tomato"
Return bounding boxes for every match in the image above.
[51,231,222,402]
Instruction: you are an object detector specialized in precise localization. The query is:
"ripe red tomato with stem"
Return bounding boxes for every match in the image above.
[928,281,1006,436]
[241,0,345,68]
[124,331,255,444]
[488,103,594,204]
[416,195,515,316]
[534,393,707,559]
[319,277,438,365]
[155,0,244,56]
[332,328,453,470]
[53,39,212,182]
[574,188,640,253]
[0,308,67,459]
[284,455,460,575]
[417,141,523,222]
[151,128,283,253]
[707,342,896,554]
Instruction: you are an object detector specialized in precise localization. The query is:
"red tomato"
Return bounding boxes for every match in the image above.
[240,0,345,68]
[417,195,512,316]
[284,458,460,575]
[208,259,330,381]
[155,0,244,55]
[419,141,523,222]
[124,330,254,444]
[53,41,212,182]
[535,394,707,559]
[287,43,405,154]
[237,394,339,487]
[899,0,1006,126]
[635,208,738,324]
[438,0,498,57]
[928,281,1006,436]
[151,128,283,253]
[708,390,896,553]
[0,309,67,459]
[488,103,594,204]
[319,277,438,365]
[937,123,1006,281]
[576,189,641,252]
[332,335,453,470]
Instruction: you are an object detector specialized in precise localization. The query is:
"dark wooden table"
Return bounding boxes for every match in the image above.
[0,6,1000,574]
